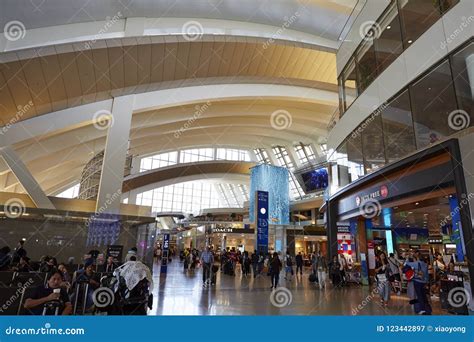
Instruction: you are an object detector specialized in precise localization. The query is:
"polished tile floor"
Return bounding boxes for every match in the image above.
[149,261,443,315]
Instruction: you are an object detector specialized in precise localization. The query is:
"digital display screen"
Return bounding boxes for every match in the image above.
[299,168,328,193]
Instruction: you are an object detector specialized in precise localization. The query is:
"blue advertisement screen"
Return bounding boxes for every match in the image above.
[300,167,328,193]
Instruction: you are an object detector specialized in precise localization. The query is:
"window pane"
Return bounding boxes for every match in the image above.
[398,0,441,47]
[361,115,386,173]
[375,3,404,74]
[356,39,378,93]
[451,43,474,122]
[410,60,459,148]
[381,90,417,162]
[342,59,358,110]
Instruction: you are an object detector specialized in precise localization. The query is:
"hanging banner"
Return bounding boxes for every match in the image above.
[256,190,269,254]
[161,233,170,274]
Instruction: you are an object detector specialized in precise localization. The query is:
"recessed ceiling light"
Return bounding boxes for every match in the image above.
[415,202,419,205]
[386,25,391,30]
[408,40,413,44]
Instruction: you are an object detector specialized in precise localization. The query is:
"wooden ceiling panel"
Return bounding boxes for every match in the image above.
[39,54,68,112]
[0,61,37,120]
[0,70,19,124]
[107,46,125,93]
[207,41,225,78]
[175,41,191,80]
[149,43,165,91]
[185,42,202,79]
[20,57,52,116]
[195,42,213,78]
[91,47,111,102]
[217,39,236,77]
[136,44,152,93]
[0,39,338,126]
[56,52,83,108]
[122,44,139,96]
[162,43,178,82]
[274,45,295,80]
[74,49,97,104]
[227,42,246,76]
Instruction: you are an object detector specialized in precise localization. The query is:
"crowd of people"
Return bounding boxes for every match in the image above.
[0,241,150,315]
[373,250,462,315]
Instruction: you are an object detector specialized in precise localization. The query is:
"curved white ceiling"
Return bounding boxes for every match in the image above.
[0,0,358,41]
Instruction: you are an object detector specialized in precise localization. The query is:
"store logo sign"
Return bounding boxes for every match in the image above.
[355,185,389,205]
[212,227,234,234]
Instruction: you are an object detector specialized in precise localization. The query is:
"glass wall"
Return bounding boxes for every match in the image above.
[451,42,474,117]
[374,2,404,73]
[398,0,441,47]
[333,39,473,178]
[381,90,416,161]
[338,0,460,116]
[361,115,387,173]
[410,60,459,148]
[356,40,378,94]
[341,59,358,111]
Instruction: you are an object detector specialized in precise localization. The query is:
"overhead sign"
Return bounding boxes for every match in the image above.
[106,245,123,263]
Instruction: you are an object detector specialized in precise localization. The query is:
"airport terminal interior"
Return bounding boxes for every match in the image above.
[0,0,473,316]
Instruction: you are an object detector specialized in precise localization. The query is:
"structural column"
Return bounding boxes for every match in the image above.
[0,146,55,209]
[96,95,134,213]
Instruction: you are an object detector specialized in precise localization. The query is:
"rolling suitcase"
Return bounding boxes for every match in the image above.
[309,273,318,283]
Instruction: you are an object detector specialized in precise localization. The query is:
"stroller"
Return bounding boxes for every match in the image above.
[96,261,153,315]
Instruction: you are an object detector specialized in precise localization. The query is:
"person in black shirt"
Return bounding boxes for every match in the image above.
[295,252,304,276]
[13,256,32,272]
[24,271,72,315]
[12,240,27,264]
[270,252,282,289]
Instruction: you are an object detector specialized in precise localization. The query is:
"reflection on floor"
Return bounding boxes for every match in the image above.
[150,261,442,316]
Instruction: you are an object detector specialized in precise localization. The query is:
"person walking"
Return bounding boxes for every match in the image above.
[388,253,402,295]
[329,255,342,287]
[375,252,391,307]
[251,251,259,278]
[200,247,214,287]
[242,251,251,277]
[295,252,303,276]
[257,252,264,276]
[284,251,294,281]
[270,252,282,289]
[315,251,327,289]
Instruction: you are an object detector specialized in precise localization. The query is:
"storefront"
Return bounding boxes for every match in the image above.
[208,226,256,253]
[327,138,474,312]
